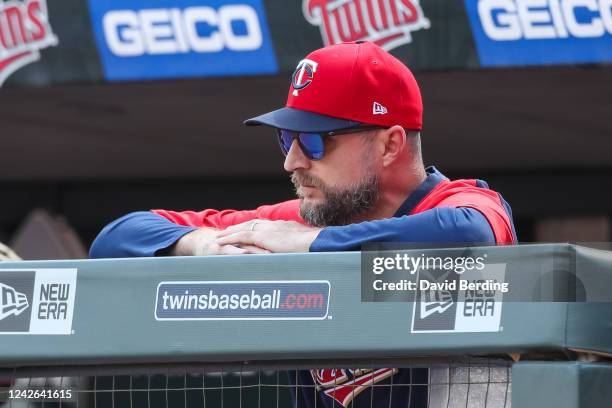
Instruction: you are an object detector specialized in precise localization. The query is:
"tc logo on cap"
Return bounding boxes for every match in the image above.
[291,59,318,96]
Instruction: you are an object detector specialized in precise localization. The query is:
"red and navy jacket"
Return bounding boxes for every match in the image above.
[90,167,516,258]
[89,167,516,408]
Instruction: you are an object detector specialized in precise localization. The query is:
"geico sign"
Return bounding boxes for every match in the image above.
[103,5,263,56]
[478,0,612,40]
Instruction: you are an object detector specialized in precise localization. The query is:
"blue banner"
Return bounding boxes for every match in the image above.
[87,0,278,81]
[464,0,612,66]
[155,281,330,320]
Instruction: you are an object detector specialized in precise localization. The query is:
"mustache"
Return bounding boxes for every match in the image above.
[291,172,325,191]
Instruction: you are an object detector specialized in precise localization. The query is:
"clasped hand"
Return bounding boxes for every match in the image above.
[174,220,322,256]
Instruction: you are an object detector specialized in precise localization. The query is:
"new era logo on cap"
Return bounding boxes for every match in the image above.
[372,102,387,115]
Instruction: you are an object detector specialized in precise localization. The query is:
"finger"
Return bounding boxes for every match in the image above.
[219,220,280,237]
[240,245,271,254]
[216,231,258,247]
[195,244,245,256]
[216,228,240,238]
[218,244,249,255]
[221,221,256,234]
[217,222,260,237]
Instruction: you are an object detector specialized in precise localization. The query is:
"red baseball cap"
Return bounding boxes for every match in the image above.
[244,41,422,132]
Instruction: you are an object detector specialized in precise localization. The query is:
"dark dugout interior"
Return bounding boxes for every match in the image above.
[0,65,611,246]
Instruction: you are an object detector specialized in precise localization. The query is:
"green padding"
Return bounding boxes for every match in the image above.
[512,362,612,408]
[0,244,609,367]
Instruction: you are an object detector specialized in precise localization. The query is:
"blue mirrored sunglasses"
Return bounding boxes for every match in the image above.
[276,126,384,161]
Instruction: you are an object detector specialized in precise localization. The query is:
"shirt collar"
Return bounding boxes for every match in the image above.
[393,166,447,217]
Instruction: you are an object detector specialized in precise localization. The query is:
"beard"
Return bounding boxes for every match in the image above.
[291,170,380,227]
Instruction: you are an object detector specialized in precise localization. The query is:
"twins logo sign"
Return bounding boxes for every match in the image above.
[411,264,506,333]
[0,0,58,86]
[303,0,430,50]
[0,269,77,335]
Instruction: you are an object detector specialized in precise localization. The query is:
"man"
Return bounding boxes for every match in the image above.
[90,41,516,407]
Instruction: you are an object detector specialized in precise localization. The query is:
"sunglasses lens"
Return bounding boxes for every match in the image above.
[299,133,325,160]
[278,130,295,155]
[278,130,325,160]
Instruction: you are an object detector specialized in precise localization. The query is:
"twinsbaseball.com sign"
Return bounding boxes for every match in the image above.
[155,280,330,320]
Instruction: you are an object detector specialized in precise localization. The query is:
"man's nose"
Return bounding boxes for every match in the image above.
[284,140,311,172]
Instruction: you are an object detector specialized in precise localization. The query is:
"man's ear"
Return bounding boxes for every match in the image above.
[380,125,407,167]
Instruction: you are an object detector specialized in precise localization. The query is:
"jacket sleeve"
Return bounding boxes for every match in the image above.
[89,211,196,258]
[90,200,305,259]
[152,199,303,228]
[310,207,495,252]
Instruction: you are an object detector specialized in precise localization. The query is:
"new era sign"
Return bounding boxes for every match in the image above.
[0,269,77,334]
[411,264,506,333]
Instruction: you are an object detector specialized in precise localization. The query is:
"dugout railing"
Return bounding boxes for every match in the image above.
[0,244,611,408]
